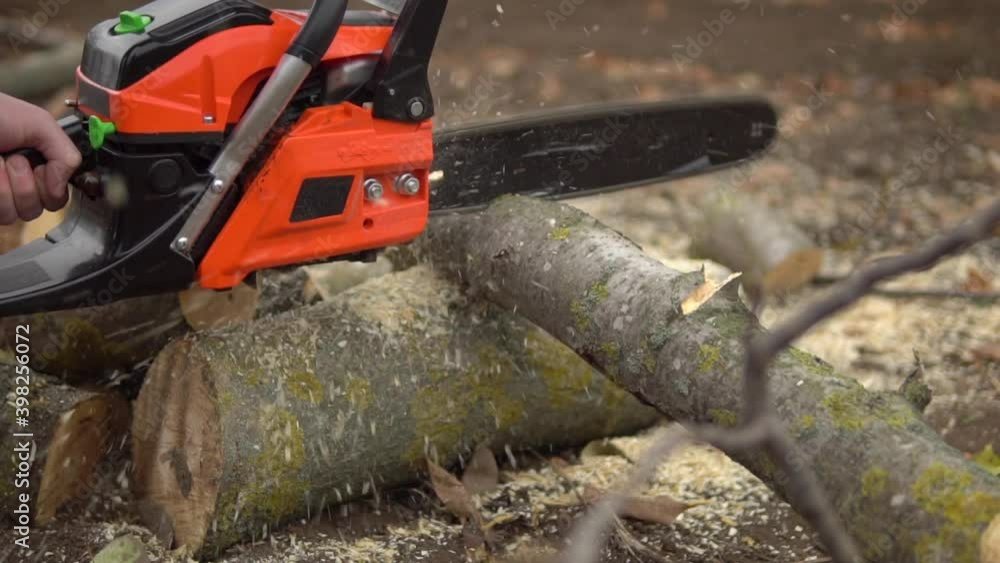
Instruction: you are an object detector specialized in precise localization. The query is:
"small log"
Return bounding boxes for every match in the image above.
[0,271,307,385]
[423,196,1000,563]
[0,356,128,525]
[131,266,658,557]
[0,296,189,386]
[688,190,822,296]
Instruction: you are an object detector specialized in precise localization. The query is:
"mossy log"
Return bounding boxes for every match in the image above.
[0,269,314,385]
[423,196,1000,563]
[131,267,658,558]
[0,296,189,386]
[687,190,821,296]
[0,357,128,525]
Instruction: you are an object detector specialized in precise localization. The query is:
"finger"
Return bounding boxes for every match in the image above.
[34,166,67,212]
[6,103,81,200]
[7,155,42,221]
[0,159,18,225]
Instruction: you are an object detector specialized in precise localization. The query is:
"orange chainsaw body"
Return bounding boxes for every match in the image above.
[74,9,433,289]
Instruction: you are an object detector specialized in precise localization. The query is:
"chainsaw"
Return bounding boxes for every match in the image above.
[0,0,777,316]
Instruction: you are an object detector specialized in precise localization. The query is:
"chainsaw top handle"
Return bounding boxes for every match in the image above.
[289,0,349,66]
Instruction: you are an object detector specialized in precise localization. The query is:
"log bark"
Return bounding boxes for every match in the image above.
[131,266,658,558]
[0,357,128,525]
[687,190,822,297]
[0,271,309,385]
[0,296,189,386]
[423,196,1000,563]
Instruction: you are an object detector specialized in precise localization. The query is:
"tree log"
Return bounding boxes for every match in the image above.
[0,270,309,385]
[423,196,1000,563]
[131,267,658,558]
[687,190,822,297]
[0,296,189,386]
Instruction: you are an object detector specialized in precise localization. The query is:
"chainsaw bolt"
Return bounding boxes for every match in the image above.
[395,173,421,196]
[173,237,190,252]
[210,179,224,193]
[364,178,385,201]
[407,98,426,119]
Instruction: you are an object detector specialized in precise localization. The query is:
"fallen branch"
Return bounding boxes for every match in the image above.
[688,190,822,297]
[424,196,1000,562]
[0,270,317,384]
[131,267,659,558]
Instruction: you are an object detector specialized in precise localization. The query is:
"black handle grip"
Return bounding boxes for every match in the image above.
[287,0,348,66]
[1,148,47,169]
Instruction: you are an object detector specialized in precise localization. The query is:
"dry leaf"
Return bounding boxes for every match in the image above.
[462,445,499,495]
[971,342,1000,364]
[427,457,480,522]
[178,283,259,331]
[583,485,690,526]
[962,267,994,293]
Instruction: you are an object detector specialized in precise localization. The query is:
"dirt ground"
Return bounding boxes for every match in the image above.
[0,0,998,562]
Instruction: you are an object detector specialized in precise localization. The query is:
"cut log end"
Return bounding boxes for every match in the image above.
[132,343,223,551]
[178,284,259,332]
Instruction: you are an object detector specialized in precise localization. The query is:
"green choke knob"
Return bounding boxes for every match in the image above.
[114,11,152,34]
[88,115,117,150]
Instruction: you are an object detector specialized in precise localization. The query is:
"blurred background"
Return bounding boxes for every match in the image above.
[0,1,997,561]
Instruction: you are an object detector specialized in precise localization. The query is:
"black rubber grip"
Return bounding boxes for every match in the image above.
[1,148,46,169]
[287,0,348,67]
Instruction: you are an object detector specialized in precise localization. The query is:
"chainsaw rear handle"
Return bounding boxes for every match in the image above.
[0,114,90,173]
[1,148,46,170]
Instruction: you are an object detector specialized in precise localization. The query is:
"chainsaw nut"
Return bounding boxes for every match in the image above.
[407,98,426,119]
[395,173,421,196]
[364,178,385,201]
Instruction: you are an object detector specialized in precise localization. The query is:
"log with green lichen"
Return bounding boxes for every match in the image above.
[0,296,189,386]
[0,269,321,386]
[422,196,1000,563]
[131,266,658,558]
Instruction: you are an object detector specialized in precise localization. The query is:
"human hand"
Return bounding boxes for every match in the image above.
[0,93,82,225]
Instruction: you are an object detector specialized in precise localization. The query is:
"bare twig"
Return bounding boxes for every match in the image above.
[811,275,1000,301]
